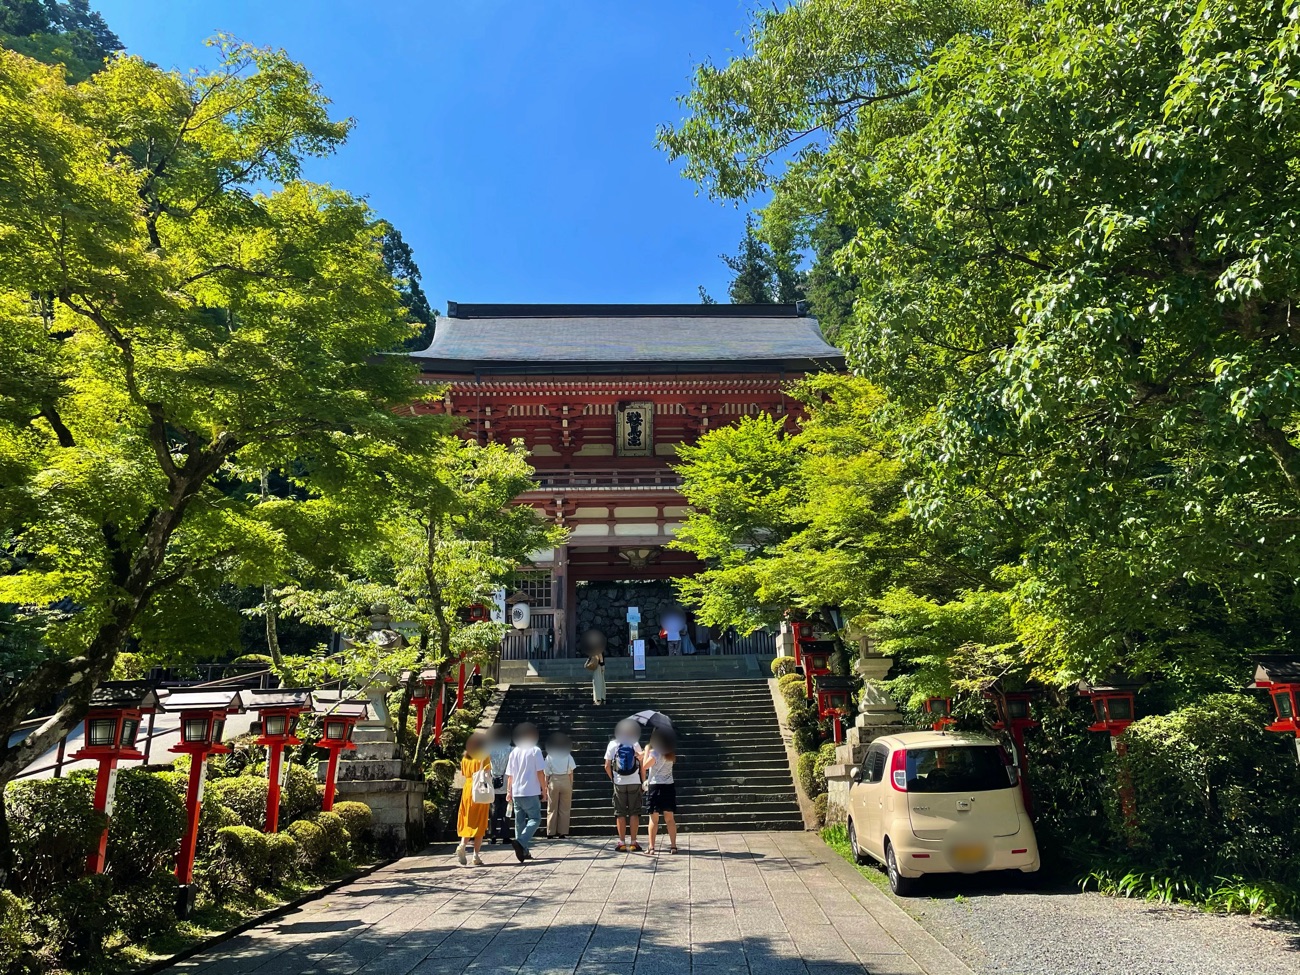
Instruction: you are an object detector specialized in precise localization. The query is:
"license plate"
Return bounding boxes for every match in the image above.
[950,844,986,865]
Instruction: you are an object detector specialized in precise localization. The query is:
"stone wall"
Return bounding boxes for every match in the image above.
[575,580,682,654]
[824,654,909,826]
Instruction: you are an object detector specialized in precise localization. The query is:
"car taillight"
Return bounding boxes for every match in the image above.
[890,748,908,791]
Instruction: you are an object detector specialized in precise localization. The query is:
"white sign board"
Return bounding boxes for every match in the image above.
[102,765,119,818]
[633,639,646,674]
[490,588,507,624]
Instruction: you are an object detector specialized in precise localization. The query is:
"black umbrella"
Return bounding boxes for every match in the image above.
[629,710,673,732]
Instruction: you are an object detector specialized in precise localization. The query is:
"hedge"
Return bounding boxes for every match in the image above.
[770,656,799,678]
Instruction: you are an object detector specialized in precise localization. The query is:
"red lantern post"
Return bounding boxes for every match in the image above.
[1078,676,1143,829]
[399,669,438,736]
[160,689,245,916]
[1252,656,1300,763]
[246,689,313,833]
[315,701,367,812]
[814,676,853,743]
[988,689,1040,811]
[924,697,955,731]
[71,682,160,874]
[801,641,836,701]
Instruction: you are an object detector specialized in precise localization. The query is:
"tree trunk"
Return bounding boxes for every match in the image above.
[259,471,284,669]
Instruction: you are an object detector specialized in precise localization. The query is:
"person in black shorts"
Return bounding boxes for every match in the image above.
[642,728,678,855]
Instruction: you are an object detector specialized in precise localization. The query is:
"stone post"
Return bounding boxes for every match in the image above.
[823,650,909,826]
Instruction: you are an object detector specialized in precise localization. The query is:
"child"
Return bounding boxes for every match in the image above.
[544,732,576,838]
[642,728,678,855]
[505,722,547,862]
[455,731,492,866]
[486,723,513,845]
[603,718,643,852]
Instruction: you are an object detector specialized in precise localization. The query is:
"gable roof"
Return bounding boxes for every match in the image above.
[410,303,845,376]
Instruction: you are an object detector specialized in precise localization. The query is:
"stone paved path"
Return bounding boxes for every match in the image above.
[169,833,971,975]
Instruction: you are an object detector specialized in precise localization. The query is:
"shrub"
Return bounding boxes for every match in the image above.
[107,869,177,941]
[777,672,806,706]
[6,777,106,897]
[797,742,840,798]
[28,874,114,965]
[287,819,328,870]
[281,763,323,823]
[215,824,294,889]
[813,793,829,827]
[106,768,187,885]
[207,775,270,829]
[109,652,147,680]
[482,676,497,688]
[314,810,350,854]
[428,759,456,789]
[333,801,373,849]
[771,656,799,678]
[423,799,439,820]
[197,801,242,860]
[788,698,821,753]
[230,653,274,669]
[0,891,29,972]
[1112,694,1300,883]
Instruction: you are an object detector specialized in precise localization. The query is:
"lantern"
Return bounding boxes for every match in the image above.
[814,675,854,743]
[71,682,161,874]
[788,617,817,668]
[986,688,1040,810]
[246,688,314,833]
[1252,656,1300,763]
[1077,676,1142,748]
[160,688,245,915]
[801,640,836,701]
[924,697,954,731]
[400,668,440,736]
[466,603,490,624]
[314,701,368,812]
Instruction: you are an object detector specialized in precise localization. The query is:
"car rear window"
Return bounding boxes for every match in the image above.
[905,746,1010,793]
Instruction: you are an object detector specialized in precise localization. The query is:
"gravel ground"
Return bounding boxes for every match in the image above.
[878,869,1300,975]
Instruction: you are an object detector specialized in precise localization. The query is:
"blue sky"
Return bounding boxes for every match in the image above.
[95,1,763,309]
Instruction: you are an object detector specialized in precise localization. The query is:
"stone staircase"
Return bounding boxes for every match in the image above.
[491,679,803,835]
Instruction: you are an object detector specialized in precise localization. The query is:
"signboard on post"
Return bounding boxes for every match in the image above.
[633,639,646,677]
[626,606,640,624]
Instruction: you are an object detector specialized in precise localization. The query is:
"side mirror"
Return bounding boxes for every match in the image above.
[850,766,862,783]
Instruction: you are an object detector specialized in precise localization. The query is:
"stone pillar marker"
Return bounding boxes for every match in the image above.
[824,644,909,825]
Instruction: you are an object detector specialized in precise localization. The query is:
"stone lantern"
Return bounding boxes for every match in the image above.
[160,688,245,916]
[245,688,314,833]
[315,701,368,812]
[71,681,161,874]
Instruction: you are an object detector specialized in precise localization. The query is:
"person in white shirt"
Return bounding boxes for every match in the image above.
[544,732,576,839]
[505,722,547,862]
[604,719,644,852]
[642,729,678,855]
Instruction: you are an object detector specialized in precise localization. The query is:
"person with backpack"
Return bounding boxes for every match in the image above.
[603,718,644,852]
[455,731,492,866]
[642,728,678,855]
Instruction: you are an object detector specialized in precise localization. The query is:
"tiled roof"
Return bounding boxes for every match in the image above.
[410,304,844,372]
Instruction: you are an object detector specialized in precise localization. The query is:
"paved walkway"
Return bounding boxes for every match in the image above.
[169,833,971,975]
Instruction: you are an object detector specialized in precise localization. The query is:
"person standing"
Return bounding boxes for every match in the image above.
[642,729,678,855]
[582,629,608,705]
[454,732,492,866]
[486,723,513,845]
[505,722,547,863]
[544,732,576,839]
[661,608,685,656]
[604,718,644,852]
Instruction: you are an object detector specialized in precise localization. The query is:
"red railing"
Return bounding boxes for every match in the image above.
[527,468,682,490]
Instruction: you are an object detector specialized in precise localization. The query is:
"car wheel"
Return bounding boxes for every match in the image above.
[847,819,869,865]
[885,840,920,897]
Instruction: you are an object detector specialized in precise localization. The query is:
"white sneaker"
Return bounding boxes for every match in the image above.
[472,855,485,867]
[456,845,467,865]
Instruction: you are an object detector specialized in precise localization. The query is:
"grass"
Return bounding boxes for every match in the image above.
[112,859,378,972]
[1077,866,1300,920]
[820,823,891,893]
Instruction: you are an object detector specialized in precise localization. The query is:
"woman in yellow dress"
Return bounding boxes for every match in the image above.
[456,731,492,866]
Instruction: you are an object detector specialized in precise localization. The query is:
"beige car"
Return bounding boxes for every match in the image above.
[846,730,1040,895]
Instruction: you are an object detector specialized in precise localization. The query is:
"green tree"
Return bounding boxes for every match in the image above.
[378,220,436,351]
[0,0,121,81]
[0,41,447,865]
[278,437,564,768]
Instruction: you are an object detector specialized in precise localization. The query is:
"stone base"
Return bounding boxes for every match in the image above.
[824,765,854,826]
[328,776,426,856]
